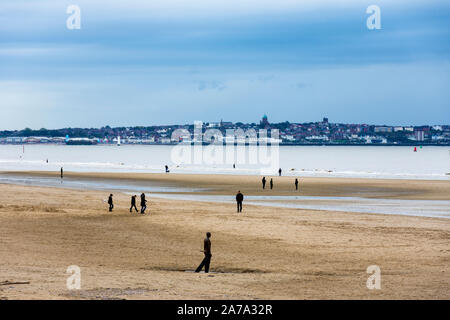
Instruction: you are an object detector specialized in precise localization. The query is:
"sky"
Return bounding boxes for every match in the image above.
[0,0,449,129]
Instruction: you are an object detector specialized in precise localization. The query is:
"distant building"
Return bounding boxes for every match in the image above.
[207,122,220,128]
[415,130,425,141]
[5,137,24,144]
[260,114,270,128]
[374,126,393,133]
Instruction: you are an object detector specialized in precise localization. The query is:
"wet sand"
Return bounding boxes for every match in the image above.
[4,170,450,199]
[0,173,449,299]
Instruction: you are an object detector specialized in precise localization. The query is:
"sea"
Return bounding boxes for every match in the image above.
[0,144,448,180]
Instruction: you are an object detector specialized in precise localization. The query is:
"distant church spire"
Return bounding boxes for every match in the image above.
[260,114,269,128]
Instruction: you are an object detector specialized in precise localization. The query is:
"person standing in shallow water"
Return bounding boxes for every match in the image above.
[236,190,244,213]
[140,193,147,214]
[195,232,212,273]
[108,194,114,212]
[262,177,266,189]
[295,178,299,191]
[278,168,282,176]
[270,178,273,190]
[130,195,138,213]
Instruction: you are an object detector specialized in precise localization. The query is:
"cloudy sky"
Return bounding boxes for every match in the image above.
[1,0,449,129]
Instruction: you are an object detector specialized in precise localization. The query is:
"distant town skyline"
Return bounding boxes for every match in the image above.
[1,116,449,146]
[1,0,449,130]
[0,115,449,132]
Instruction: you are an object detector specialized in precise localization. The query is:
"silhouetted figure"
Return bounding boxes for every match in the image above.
[295,178,299,191]
[262,177,266,189]
[108,194,114,212]
[165,165,169,173]
[140,193,147,214]
[130,195,138,213]
[236,190,244,213]
[270,178,273,190]
[233,163,235,169]
[195,232,212,273]
[60,167,64,179]
[278,168,282,176]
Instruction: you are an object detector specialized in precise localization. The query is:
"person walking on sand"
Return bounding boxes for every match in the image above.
[108,194,114,212]
[262,176,266,189]
[140,193,147,214]
[60,167,64,179]
[295,178,299,191]
[195,232,212,273]
[270,178,273,190]
[236,190,244,213]
[130,195,138,213]
[278,168,282,176]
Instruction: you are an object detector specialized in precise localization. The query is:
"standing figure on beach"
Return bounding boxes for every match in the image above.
[130,195,138,213]
[270,178,273,190]
[195,232,212,273]
[236,190,244,213]
[278,168,282,176]
[108,194,114,212]
[262,177,266,189]
[60,167,64,179]
[140,193,147,214]
[165,165,169,173]
[295,178,299,191]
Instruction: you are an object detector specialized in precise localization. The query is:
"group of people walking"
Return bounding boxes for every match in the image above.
[107,193,148,214]
[262,176,300,190]
[234,176,301,213]
[105,170,302,274]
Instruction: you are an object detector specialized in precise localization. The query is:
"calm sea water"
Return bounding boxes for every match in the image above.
[0,144,448,180]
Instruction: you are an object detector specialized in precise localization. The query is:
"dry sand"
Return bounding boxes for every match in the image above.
[0,173,449,300]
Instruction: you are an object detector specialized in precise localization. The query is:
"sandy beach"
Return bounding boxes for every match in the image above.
[6,170,450,199]
[0,172,449,299]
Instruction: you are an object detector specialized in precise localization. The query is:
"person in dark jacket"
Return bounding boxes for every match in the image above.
[195,232,212,273]
[278,168,282,176]
[140,193,147,214]
[295,178,299,191]
[108,194,114,212]
[270,178,273,190]
[130,195,138,213]
[236,190,244,213]
[262,177,266,189]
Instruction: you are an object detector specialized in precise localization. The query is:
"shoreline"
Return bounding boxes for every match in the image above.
[0,170,449,219]
[2,142,450,146]
[1,170,450,200]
